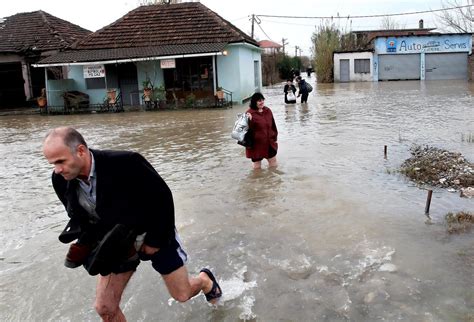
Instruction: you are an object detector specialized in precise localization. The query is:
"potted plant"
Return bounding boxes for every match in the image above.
[107,88,117,104]
[216,86,224,100]
[142,79,152,102]
[185,93,196,108]
[153,85,167,109]
[37,88,47,108]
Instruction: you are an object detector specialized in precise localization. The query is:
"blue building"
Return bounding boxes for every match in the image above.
[374,33,472,81]
[35,2,262,109]
[334,28,472,82]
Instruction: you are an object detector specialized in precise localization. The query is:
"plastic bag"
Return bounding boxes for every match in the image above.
[231,113,249,142]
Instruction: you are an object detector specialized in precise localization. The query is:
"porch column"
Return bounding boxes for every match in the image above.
[21,61,33,100]
[212,55,217,93]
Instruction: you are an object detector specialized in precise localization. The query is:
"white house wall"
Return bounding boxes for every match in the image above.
[217,44,262,103]
[333,52,373,82]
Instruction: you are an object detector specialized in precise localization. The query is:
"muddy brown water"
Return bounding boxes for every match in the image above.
[0,78,473,321]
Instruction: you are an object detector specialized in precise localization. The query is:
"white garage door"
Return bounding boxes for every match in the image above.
[378,54,420,81]
[425,53,468,80]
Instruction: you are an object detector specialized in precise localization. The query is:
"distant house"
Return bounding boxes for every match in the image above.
[0,11,90,108]
[36,2,262,108]
[258,40,282,55]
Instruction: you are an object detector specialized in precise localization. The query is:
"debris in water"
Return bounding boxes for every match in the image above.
[400,145,474,192]
[445,211,474,234]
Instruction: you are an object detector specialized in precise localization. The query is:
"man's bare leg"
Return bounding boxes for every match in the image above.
[162,266,214,303]
[95,271,134,322]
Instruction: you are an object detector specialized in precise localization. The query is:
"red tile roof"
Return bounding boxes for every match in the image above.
[74,2,258,50]
[258,40,282,48]
[0,11,91,53]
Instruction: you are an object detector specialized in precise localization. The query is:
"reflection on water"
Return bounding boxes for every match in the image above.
[0,79,473,321]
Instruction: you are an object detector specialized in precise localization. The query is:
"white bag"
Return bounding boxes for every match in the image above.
[231,113,249,142]
[286,91,296,101]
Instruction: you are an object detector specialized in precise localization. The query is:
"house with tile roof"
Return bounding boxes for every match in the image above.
[36,2,262,109]
[258,40,282,55]
[0,11,90,108]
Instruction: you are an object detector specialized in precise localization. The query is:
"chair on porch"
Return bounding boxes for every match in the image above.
[215,87,233,108]
[101,89,124,112]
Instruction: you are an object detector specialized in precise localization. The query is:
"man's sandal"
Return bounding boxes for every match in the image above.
[200,268,222,303]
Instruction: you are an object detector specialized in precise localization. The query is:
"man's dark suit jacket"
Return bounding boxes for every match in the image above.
[52,149,175,248]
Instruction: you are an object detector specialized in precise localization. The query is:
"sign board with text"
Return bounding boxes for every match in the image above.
[160,59,176,69]
[83,65,105,78]
[375,34,472,55]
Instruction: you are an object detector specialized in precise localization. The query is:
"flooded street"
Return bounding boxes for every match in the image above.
[0,79,473,321]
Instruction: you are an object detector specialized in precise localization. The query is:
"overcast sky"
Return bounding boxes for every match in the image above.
[1,0,456,56]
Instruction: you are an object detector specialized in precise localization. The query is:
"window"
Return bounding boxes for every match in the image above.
[354,59,370,74]
[254,60,260,88]
[85,77,106,89]
[163,57,213,91]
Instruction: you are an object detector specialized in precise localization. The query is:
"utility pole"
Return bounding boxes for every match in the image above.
[295,45,299,57]
[281,38,288,55]
[250,14,255,39]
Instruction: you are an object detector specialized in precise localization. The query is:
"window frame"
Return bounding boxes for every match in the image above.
[354,58,370,74]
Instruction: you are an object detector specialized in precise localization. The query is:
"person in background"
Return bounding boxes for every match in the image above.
[296,76,309,104]
[42,127,222,321]
[245,93,278,169]
[283,79,297,104]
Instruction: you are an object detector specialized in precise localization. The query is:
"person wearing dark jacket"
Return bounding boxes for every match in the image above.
[296,76,309,103]
[245,93,278,169]
[43,127,222,321]
[283,79,297,104]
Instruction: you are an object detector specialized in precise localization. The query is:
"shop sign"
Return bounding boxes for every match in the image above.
[377,35,472,54]
[83,65,105,78]
[160,59,176,69]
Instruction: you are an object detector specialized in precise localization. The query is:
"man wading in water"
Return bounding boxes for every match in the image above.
[43,126,222,321]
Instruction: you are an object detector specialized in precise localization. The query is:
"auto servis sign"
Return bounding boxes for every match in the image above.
[376,34,472,54]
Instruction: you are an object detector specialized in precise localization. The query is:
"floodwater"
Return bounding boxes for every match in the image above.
[0,78,473,321]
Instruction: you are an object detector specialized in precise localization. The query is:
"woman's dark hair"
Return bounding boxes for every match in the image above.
[249,92,265,110]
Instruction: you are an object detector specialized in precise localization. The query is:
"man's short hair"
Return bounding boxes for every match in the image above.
[46,127,88,152]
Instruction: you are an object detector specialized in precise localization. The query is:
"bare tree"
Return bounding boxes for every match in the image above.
[379,16,406,30]
[436,0,473,32]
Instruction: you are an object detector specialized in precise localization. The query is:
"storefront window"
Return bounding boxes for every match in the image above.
[164,57,213,92]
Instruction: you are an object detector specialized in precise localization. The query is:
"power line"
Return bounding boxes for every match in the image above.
[255,20,273,41]
[256,4,473,20]
[259,17,439,28]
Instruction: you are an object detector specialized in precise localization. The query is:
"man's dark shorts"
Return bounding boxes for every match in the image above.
[137,235,188,275]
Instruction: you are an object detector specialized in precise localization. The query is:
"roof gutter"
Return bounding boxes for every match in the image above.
[33,51,224,67]
[227,41,262,51]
